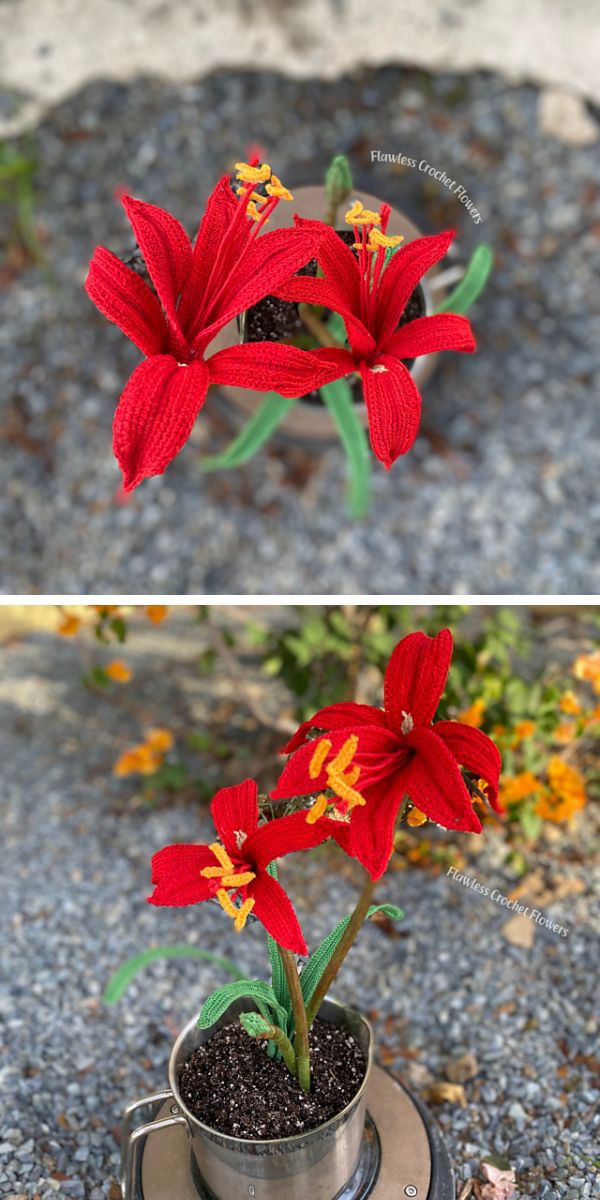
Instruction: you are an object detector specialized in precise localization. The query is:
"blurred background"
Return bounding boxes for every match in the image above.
[1,603,598,1197]
[0,1,599,594]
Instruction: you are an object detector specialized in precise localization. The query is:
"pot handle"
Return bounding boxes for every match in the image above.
[120,1090,192,1199]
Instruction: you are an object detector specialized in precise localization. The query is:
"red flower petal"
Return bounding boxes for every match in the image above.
[195,225,322,354]
[177,175,239,334]
[210,779,259,855]
[207,342,346,399]
[246,810,340,872]
[85,246,167,357]
[313,222,362,313]
[148,843,215,906]
[433,721,503,811]
[272,724,401,801]
[404,727,482,832]
[113,355,209,491]
[384,629,453,732]
[374,231,455,347]
[344,777,406,879]
[121,195,192,357]
[281,702,388,755]
[382,313,476,360]
[359,355,422,468]
[248,871,308,954]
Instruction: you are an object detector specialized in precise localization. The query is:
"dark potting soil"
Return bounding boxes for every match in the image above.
[243,229,424,404]
[178,1019,367,1139]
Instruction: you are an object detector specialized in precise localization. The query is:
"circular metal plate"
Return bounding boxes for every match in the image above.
[139,1067,453,1199]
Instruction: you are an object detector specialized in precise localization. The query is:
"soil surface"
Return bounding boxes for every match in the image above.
[179,1017,367,1138]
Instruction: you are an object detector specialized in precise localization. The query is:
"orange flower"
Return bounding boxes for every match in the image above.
[513,719,536,743]
[499,772,544,807]
[105,659,132,683]
[114,744,161,777]
[536,757,587,823]
[560,691,581,716]
[554,722,576,745]
[406,806,428,827]
[146,605,168,625]
[145,728,174,753]
[458,697,486,728]
[57,612,81,637]
[573,651,600,695]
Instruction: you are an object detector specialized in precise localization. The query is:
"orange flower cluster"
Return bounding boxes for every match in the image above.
[573,651,600,695]
[114,728,174,778]
[535,757,587,823]
[457,697,486,728]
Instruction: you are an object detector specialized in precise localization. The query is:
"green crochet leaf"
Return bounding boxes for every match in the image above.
[202,392,296,471]
[320,378,371,519]
[198,979,289,1031]
[103,945,247,1005]
[300,904,404,1007]
[436,244,493,315]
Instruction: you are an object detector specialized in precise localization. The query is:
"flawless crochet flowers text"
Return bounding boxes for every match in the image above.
[369,151,484,224]
[446,866,569,936]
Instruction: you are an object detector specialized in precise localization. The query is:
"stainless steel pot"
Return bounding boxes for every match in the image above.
[122,997,373,1200]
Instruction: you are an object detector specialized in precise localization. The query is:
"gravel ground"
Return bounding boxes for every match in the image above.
[0,67,599,594]
[1,616,598,1199]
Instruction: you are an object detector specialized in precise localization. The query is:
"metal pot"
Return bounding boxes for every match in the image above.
[122,997,373,1200]
[207,184,449,446]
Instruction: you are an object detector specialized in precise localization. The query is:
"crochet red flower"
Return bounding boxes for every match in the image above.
[271,630,502,880]
[274,203,476,469]
[85,163,334,490]
[148,778,338,953]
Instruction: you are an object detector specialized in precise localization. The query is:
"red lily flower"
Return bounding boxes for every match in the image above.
[271,630,502,880]
[85,163,334,490]
[148,778,338,953]
[274,203,476,469]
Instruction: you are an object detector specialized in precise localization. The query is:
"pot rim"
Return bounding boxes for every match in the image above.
[168,997,373,1149]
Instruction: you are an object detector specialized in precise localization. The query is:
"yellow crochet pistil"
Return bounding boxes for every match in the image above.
[235,161,272,184]
[247,200,267,222]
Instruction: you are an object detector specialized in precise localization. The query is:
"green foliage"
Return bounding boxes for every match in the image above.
[198,979,289,1031]
[300,904,403,1007]
[0,139,44,265]
[320,378,371,518]
[201,393,296,471]
[103,945,247,1005]
[436,244,493,315]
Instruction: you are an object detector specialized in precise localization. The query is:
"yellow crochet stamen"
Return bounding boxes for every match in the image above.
[309,738,332,779]
[216,889,255,931]
[329,735,358,775]
[220,871,256,888]
[235,187,265,203]
[344,200,381,226]
[367,228,404,250]
[266,173,293,201]
[234,897,255,931]
[306,794,329,824]
[200,842,234,876]
[216,888,238,918]
[307,734,366,820]
[235,162,271,184]
[247,200,268,222]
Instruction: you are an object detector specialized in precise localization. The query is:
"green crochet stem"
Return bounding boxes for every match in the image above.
[239,1011,297,1077]
[306,872,376,1029]
[320,378,370,519]
[436,244,493,314]
[280,948,311,1091]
